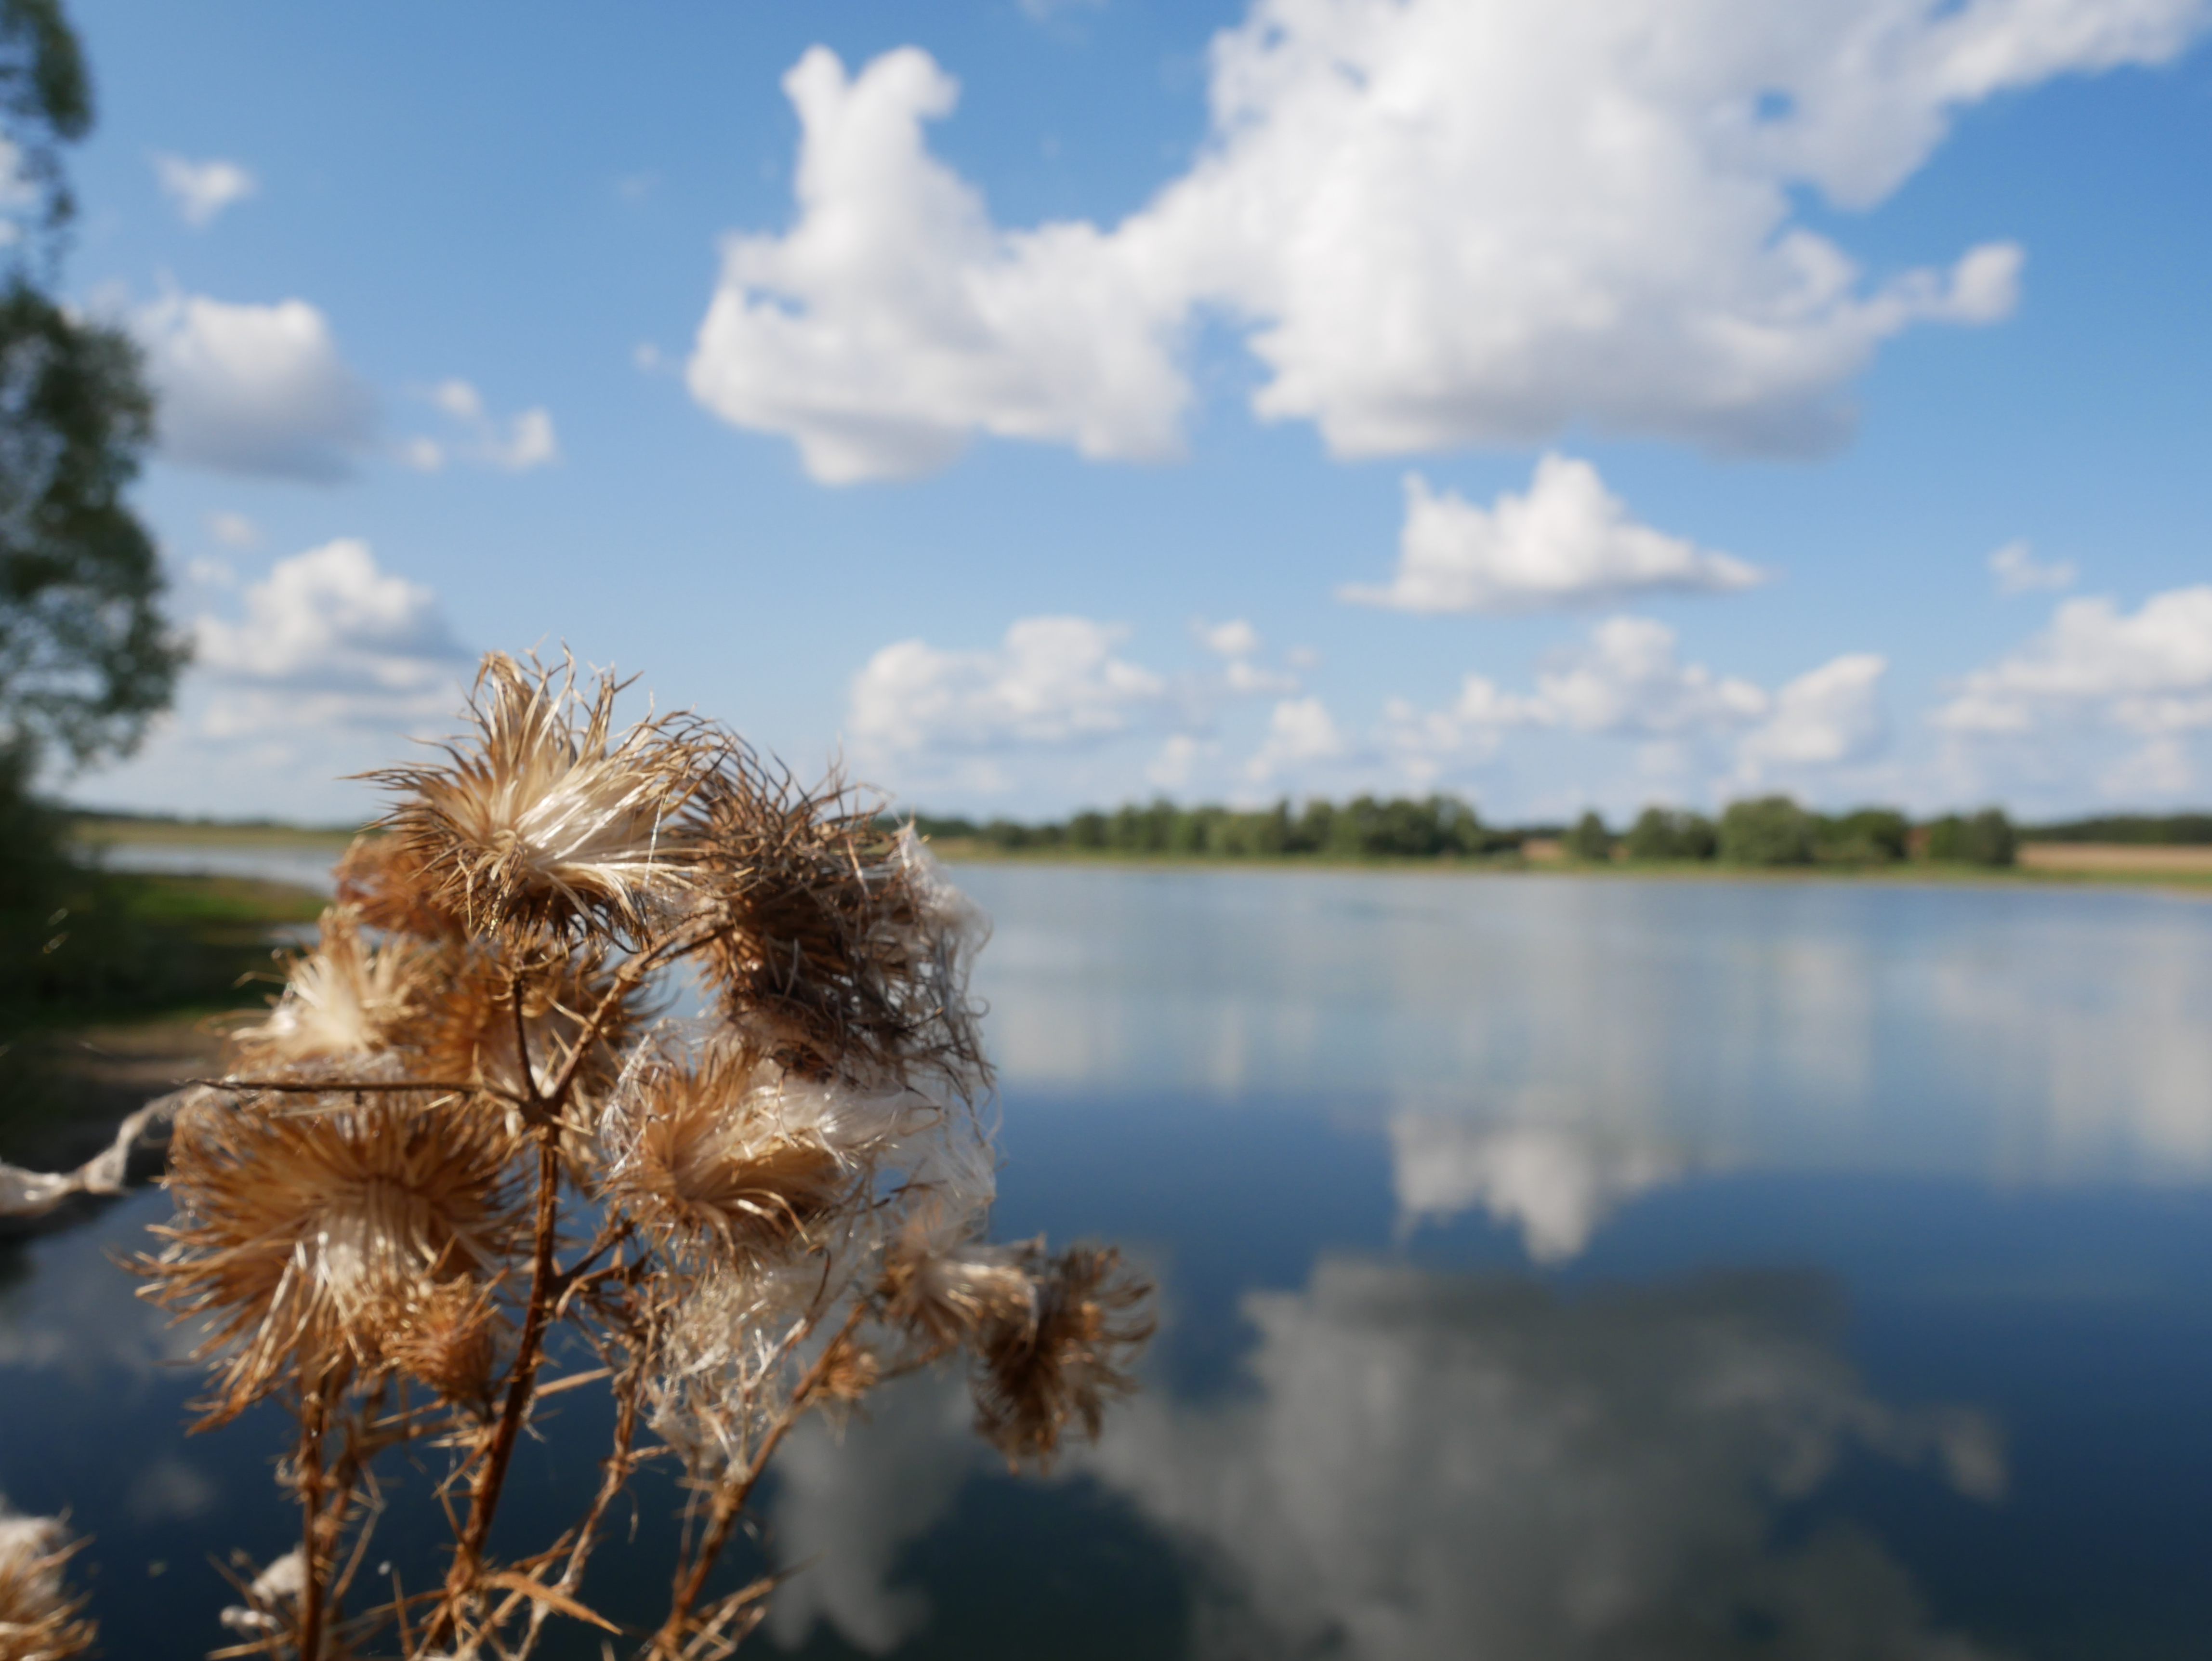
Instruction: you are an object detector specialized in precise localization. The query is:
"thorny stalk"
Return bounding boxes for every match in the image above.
[77,647,1161,1661]
[429,1121,562,1648]
[297,1381,328,1660]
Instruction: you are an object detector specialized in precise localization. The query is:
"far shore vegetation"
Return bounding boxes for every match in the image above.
[903,793,2212,886]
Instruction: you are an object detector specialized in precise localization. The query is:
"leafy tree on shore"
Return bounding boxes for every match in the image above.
[1624,806,1717,861]
[1816,807,1910,864]
[1719,796,1818,867]
[1924,808,2017,867]
[0,0,183,772]
[1566,809,1613,862]
[1,0,186,1028]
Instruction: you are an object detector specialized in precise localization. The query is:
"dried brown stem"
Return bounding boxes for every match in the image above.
[186,1077,513,1101]
[429,1124,564,1650]
[297,1381,328,1661]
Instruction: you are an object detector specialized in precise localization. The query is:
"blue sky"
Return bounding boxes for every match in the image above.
[54,0,2212,826]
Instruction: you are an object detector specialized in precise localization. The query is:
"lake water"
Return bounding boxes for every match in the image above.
[6,864,2212,1658]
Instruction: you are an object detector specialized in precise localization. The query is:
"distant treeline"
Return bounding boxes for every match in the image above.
[906,794,2045,869]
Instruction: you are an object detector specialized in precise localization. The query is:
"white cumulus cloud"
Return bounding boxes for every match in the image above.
[1383,675,1552,781]
[1537,617,1770,738]
[1935,586,2212,738]
[207,510,260,550]
[1739,652,1891,774]
[152,152,257,226]
[1381,620,1889,787]
[687,47,1187,483]
[1246,695,1350,782]
[1389,1117,1681,1264]
[689,1,2203,479]
[140,293,376,481]
[194,539,472,735]
[848,616,1170,763]
[1343,456,1765,614]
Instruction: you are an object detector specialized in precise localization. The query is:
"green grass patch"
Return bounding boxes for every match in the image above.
[2,868,325,1155]
[68,811,366,852]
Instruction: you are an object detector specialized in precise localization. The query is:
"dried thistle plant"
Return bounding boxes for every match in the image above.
[111,649,1153,1660]
[0,1508,96,1661]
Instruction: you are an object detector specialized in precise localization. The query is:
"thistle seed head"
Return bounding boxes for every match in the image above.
[374,651,711,941]
[880,1211,1034,1360]
[227,907,437,1075]
[423,940,642,1123]
[0,1508,95,1661]
[363,1276,504,1409]
[142,1093,525,1424]
[970,1244,1155,1471]
[687,760,988,1096]
[603,1041,885,1264]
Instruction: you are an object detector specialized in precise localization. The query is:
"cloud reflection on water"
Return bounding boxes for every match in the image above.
[1388,1117,1682,1262]
[767,1257,2005,1659]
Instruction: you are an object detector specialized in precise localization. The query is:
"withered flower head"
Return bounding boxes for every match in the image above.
[375,651,711,940]
[332,831,464,941]
[0,1508,95,1661]
[880,1211,1033,1360]
[603,1040,904,1264]
[971,1245,1154,1471]
[142,1094,524,1424]
[227,907,437,1074]
[363,1276,504,1408]
[686,758,988,1093]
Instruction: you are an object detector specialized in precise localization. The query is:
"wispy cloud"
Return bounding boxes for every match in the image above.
[151,152,257,227]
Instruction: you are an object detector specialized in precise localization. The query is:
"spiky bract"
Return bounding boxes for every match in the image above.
[374,652,711,941]
[0,1511,95,1661]
[143,1094,525,1424]
[971,1245,1154,1470]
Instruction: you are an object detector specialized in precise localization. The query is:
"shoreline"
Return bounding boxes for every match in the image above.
[60,817,2212,900]
[924,842,2212,897]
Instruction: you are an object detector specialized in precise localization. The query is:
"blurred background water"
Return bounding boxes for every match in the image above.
[7,863,2211,1658]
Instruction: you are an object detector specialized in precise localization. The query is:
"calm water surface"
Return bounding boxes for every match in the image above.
[6,866,2212,1658]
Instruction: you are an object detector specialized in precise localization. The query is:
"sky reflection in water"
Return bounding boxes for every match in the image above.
[7,867,2212,1658]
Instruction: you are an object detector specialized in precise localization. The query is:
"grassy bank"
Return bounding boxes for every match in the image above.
[69,811,363,852]
[1,868,325,1166]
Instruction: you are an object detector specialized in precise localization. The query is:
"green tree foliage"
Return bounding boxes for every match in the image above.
[1623,806,1717,861]
[1565,809,1613,862]
[919,793,2039,873]
[1923,807,2017,867]
[0,0,184,772]
[911,793,1511,861]
[1718,795,1818,867]
[1,0,185,1038]
[1816,807,1909,864]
